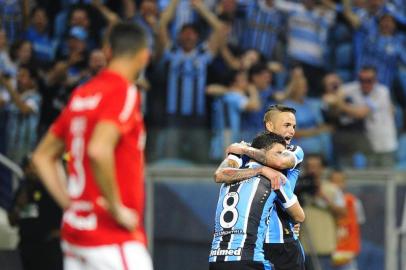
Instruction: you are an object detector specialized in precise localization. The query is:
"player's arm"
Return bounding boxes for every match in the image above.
[341,0,361,29]
[214,154,286,189]
[226,143,297,170]
[0,74,36,115]
[285,201,305,223]
[275,181,305,223]
[87,121,137,231]
[335,90,371,119]
[32,132,70,210]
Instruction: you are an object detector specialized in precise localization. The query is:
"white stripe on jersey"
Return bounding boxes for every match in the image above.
[119,85,137,122]
[278,216,284,243]
[225,183,246,262]
[214,184,230,263]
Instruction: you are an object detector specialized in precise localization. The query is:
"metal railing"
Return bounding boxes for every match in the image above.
[0,152,23,192]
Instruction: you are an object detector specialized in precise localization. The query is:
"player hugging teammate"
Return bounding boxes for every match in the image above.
[209,105,306,270]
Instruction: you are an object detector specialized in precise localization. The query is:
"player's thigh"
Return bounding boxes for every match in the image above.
[264,242,305,270]
[123,241,153,270]
[63,241,122,270]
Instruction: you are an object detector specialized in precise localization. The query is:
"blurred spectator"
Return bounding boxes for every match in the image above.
[299,154,347,270]
[67,5,92,36]
[234,0,284,61]
[278,0,336,96]
[0,0,30,42]
[282,67,333,159]
[161,0,217,40]
[356,13,406,90]
[0,65,41,164]
[128,0,160,56]
[152,0,224,162]
[24,7,58,69]
[9,40,35,77]
[8,154,63,270]
[321,72,343,121]
[207,69,260,160]
[339,0,406,78]
[324,66,398,168]
[214,0,243,48]
[0,29,15,78]
[78,48,107,84]
[57,5,102,55]
[240,62,274,142]
[57,26,89,86]
[329,170,366,270]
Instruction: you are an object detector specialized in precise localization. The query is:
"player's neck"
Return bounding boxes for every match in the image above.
[107,59,140,83]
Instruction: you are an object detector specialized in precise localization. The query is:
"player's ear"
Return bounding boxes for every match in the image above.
[265,121,273,132]
[137,48,150,68]
[102,44,113,62]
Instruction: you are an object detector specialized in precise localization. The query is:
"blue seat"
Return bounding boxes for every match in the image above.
[150,158,196,168]
[396,134,406,169]
[333,23,352,43]
[335,43,353,68]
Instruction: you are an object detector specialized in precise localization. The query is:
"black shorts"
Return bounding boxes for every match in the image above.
[264,240,305,270]
[209,261,271,270]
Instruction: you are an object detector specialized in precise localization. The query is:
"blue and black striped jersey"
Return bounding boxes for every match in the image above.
[209,162,298,263]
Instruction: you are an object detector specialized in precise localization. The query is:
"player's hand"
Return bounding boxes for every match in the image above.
[112,204,139,231]
[98,198,139,231]
[260,166,286,190]
[293,223,301,238]
[226,142,247,155]
[191,0,204,10]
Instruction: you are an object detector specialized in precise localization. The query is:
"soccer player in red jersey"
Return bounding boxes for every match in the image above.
[32,23,152,270]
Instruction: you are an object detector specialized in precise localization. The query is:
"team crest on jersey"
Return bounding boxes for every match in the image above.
[70,94,102,111]
[287,144,297,152]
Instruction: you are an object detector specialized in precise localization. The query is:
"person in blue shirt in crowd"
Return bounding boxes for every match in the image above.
[209,131,305,270]
[207,69,260,161]
[153,0,225,163]
[24,7,58,68]
[241,63,274,143]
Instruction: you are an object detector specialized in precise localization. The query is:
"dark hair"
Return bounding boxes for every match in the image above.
[30,6,48,18]
[251,131,286,151]
[180,23,200,35]
[224,69,243,87]
[9,40,32,62]
[360,65,377,74]
[108,23,147,58]
[248,62,268,81]
[263,104,296,125]
[328,169,345,179]
[305,153,327,167]
[19,64,39,81]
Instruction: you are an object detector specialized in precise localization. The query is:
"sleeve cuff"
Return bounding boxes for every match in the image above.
[228,154,243,168]
[283,194,298,209]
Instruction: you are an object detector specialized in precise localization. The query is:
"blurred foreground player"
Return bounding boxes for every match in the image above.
[32,23,153,270]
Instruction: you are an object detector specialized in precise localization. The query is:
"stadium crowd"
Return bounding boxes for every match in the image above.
[1,0,406,169]
[1,0,406,171]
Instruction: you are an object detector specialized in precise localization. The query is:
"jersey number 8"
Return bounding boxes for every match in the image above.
[220,192,239,229]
